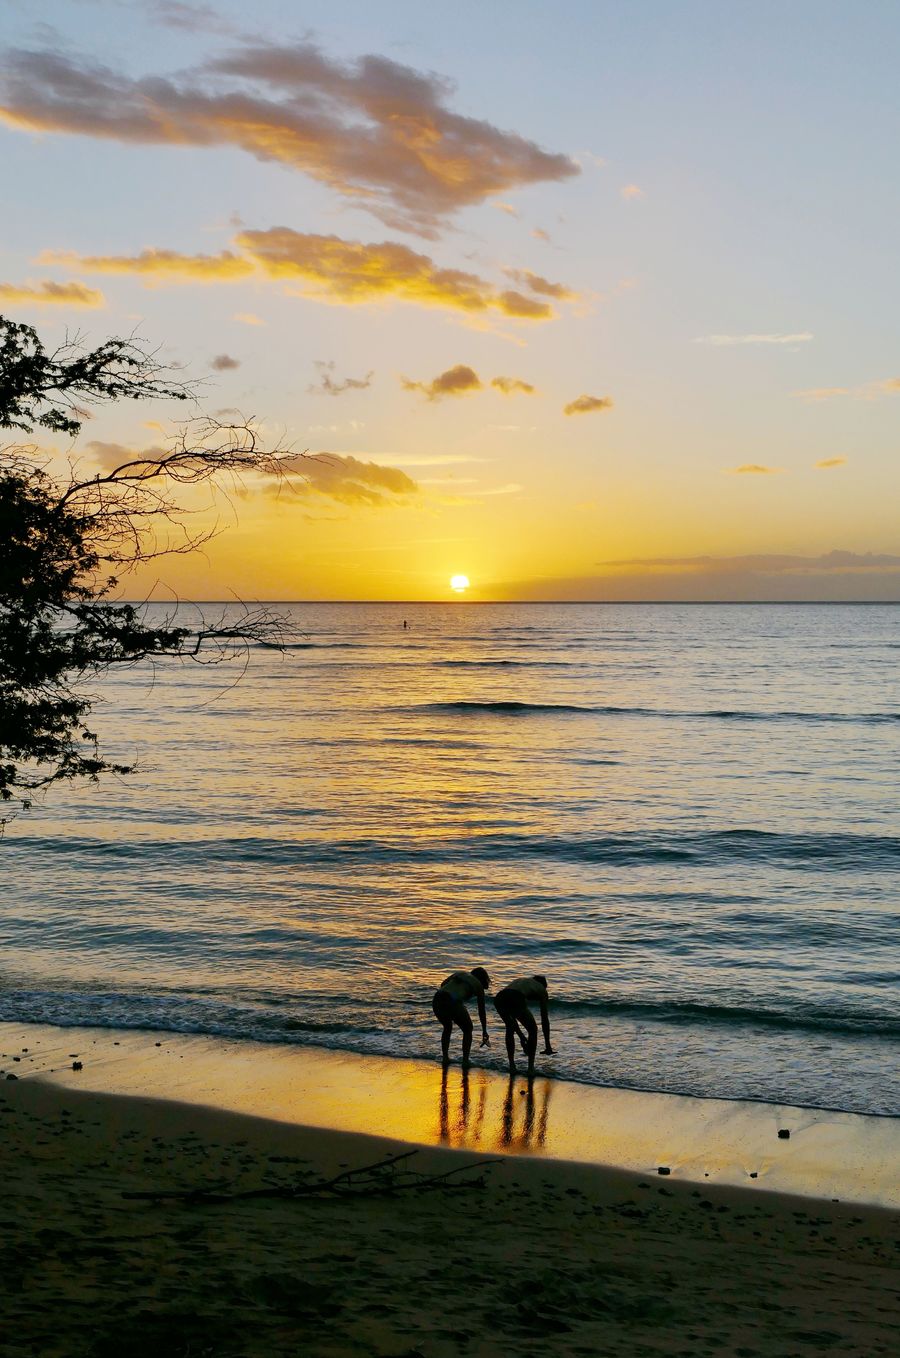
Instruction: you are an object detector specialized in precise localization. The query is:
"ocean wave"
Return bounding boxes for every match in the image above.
[550,995,900,1038]
[13,828,900,870]
[420,700,597,714]
[436,659,586,668]
[409,700,900,724]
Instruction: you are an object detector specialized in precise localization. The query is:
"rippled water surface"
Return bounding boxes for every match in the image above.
[3,603,898,1112]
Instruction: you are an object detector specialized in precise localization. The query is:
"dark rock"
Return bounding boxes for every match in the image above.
[6,1074,18,1081]
[657,1166,671,1175]
[72,1061,83,1071]
[778,1129,790,1139]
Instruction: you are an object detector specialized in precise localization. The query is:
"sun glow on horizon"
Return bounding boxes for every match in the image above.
[450,574,470,594]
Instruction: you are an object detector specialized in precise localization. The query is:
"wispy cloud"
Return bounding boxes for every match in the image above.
[729,464,781,474]
[0,43,578,237]
[210,353,240,371]
[85,436,415,508]
[149,1,222,31]
[620,184,643,200]
[309,360,374,396]
[278,452,419,507]
[0,279,103,306]
[815,457,847,469]
[563,394,613,416]
[86,439,165,471]
[402,364,482,401]
[503,267,577,300]
[695,332,813,346]
[490,376,536,395]
[793,387,849,401]
[793,378,900,401]
[234,312,264,326]
[378,453,489,467]
[42,247,254,282]
[598,551,900,575]
[46,230,558,321]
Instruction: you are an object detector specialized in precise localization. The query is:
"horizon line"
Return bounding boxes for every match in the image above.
[120,598,900,606]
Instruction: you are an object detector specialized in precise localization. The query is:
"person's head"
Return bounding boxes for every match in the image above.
[533,974,548,989]
[471,966,491,991]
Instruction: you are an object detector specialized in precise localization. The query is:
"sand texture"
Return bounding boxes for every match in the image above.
[2,1078,898,1358]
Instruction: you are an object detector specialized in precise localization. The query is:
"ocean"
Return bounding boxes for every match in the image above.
[2,602,898,1114]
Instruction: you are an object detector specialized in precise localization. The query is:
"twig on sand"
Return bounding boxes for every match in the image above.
[121,1150,502,1206]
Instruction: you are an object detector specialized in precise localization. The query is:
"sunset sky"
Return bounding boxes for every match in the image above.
[2,0,899,600]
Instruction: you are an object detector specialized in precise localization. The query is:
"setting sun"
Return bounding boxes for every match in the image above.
[450,574,470,593]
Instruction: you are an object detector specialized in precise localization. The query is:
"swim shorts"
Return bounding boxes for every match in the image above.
[432,989,468,1025]
[493,987,531,1023]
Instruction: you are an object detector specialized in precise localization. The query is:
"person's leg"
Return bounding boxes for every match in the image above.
[504,1020,517,1073]
[433,991,453,1064]
[513,1019,529,1053]
[522,1010,538,1076]
[458,1007,474,1065]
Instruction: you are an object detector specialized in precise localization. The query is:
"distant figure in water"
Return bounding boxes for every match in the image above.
[402,619,409,629]
[432,968,491,1066]
[494,975,555,1077]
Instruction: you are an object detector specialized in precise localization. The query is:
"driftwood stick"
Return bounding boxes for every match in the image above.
[121,1149,500,1206]
[322,1149,419,1187]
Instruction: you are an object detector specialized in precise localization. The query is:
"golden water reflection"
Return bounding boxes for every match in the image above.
[437,1067,552,1152]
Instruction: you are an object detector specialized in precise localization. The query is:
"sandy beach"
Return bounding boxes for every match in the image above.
[2,1026,898,1357]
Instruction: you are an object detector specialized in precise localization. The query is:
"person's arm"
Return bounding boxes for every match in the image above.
[477,988,490,1046]
[539,995,554,1054]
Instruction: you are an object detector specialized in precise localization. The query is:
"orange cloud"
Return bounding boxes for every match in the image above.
[41,247,253,282]
[794,378,900,401]
[49,229,557,321]
[0,44,578,236]
[239,229,554,318]
[0,279,103,307]
[402,364,482,401]
[620,184,644,200]
[729,464,781,474]
[503,267,577,300]
[87,439,416,507]
[815,457,847,469]
[278,452,419,507]
[491,376,536,395]
[599,551,900,575]
[563,394,614,416]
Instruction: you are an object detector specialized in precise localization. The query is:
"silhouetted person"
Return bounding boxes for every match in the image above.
[432,967,491,1066]
[493,974,555,1077]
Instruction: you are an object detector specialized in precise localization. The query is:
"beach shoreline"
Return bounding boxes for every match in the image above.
[3,1055,898,1357]
[3,1019,898,1210]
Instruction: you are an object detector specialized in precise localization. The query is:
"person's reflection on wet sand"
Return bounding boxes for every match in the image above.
[500,1075,552,1150]
[437,1066,487,1146]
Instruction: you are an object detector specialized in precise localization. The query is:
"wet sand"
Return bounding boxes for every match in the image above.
[2,1024,898,1356]
[2,1021,897,1206]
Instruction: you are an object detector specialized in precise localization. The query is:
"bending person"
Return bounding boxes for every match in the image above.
[493,974,555,1077]
[431,968,491,1066]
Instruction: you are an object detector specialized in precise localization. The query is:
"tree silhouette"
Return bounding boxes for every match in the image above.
[0,316,290,820]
